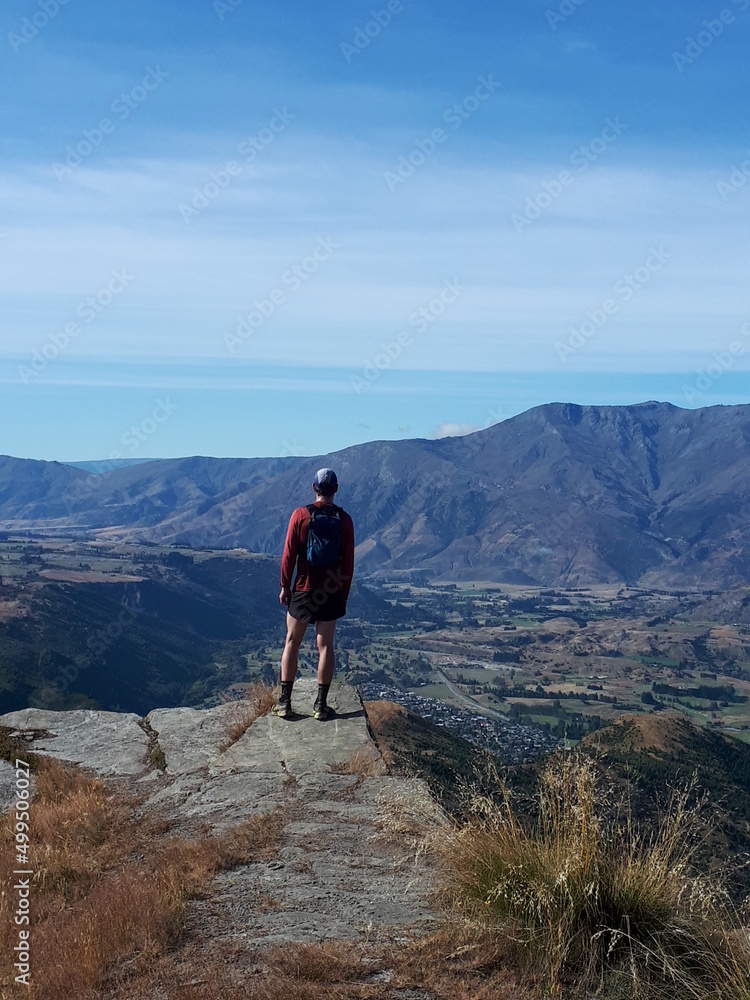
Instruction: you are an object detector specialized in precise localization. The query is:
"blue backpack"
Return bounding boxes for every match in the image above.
[306,504,343,568]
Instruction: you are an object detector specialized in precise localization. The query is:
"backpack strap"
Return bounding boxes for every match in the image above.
[307,503,342,518]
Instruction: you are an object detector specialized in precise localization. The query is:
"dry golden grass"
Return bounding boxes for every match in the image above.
[220,682,277,750]
[437,751,750,998]
[7,758,137,911]
[255,890,284,913]
[373,780,447,847]
[387,923,536,999]
[266,939,374,985]
[0,755,285,999]
[329,747,387,777]
[101,923,535,1000]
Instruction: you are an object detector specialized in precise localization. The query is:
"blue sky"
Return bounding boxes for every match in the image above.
[2,0,749,460]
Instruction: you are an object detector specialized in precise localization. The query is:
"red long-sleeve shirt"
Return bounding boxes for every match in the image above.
[280,500,355,601]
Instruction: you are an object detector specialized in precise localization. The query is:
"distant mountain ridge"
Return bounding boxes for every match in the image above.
[64,458,158,474]
[2,400,750,588]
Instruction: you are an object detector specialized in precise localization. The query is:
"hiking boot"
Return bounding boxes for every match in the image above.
[271,699,292,720]
[312,700,329,721]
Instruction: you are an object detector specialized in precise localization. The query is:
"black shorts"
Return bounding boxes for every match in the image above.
[288,589,347,623]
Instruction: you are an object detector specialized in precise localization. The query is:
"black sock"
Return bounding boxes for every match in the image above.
[281,681,293,702]
[317,683,330,707]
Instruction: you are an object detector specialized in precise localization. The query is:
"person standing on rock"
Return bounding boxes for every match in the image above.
[274,468,355,720]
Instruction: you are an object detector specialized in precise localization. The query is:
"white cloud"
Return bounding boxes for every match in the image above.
[431,422,480,439]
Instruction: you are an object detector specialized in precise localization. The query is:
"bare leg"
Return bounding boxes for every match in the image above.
[316,619,337,685]
[281,614,308,683]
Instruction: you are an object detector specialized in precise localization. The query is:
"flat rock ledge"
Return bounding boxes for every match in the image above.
[0,680,445,944]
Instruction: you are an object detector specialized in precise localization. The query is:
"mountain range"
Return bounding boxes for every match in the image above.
[3,400,750,588]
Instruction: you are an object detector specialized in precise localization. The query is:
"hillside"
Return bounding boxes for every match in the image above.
[367,700,750,895]
[2,401,750,587]
[365,699,497,815]
[0,554,283,715]
[578,713,750,892]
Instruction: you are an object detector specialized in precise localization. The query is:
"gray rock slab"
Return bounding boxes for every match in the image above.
[184,773,441,947]
[0,758,35,815]
[173,770,285,832]
[134,680,371,833]
[215,679,373,778]
[1,683,445,950]
[135,770,207,820]
[146,702,237,776]
[0,708,149,776]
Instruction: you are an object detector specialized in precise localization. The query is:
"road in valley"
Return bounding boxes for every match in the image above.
[433,668,509,721]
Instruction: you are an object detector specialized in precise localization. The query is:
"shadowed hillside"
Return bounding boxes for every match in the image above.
[0,555,282,714]
[365,699,494,815]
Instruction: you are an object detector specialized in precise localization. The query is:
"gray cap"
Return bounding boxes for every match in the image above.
[314,468,338,491]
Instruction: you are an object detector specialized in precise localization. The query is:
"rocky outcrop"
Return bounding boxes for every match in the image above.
[0,681,443,944]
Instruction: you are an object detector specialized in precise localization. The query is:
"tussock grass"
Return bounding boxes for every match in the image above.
[15,757,136,906]
[148,743,167,771]
[438,751,750,997]
[388,922,535,998]
[220,681,277,749]
[373,779,447,846]
[329,747,387,777]
[0,755,285,999]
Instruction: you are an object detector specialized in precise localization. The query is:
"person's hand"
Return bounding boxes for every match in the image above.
[279,586,291,606]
